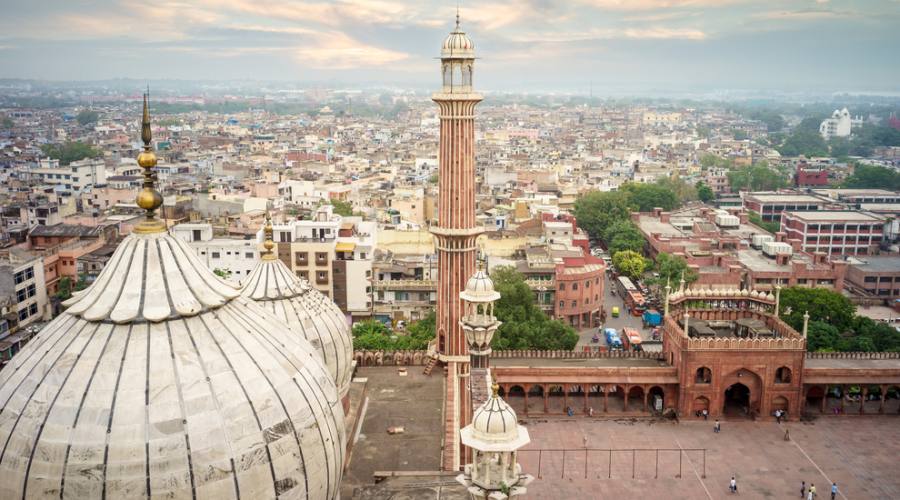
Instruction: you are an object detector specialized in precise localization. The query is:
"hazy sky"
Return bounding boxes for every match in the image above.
[1,0,898,93]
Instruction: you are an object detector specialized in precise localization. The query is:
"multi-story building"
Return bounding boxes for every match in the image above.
[742,192,829,222]
[554,255,606,329]
[846,256,900,300]
[793,162,829,188]
[780,210,887,255]
[819,108,862,140]
[704,167,730,194]
[28,158,107,196]
[333,219,377,321]
[0,253,49,331]
[273,205,342,298]
[171,222,261,279]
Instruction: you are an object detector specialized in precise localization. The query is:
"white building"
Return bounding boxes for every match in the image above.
[29,158,107,196]
[0,254,49,330]
[170,222,261,279]
[819,108,863,140]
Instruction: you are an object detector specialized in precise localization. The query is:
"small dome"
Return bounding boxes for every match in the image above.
[751,290,760,298]
[461,268,501,303]
[241,255,354,401]
[471,391,519,443]
[741,288,750,297]
[442,21,475,58]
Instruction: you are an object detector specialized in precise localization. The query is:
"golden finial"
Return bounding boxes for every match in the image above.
[261,211,276,260]
[133,90,165,234]
[491,383,499,398]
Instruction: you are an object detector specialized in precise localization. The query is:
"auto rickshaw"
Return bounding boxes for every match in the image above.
[611,306,620,318]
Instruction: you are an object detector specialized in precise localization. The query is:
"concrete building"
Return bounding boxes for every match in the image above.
[29,158,107,196]
[742,192,829,223]
[171,222,261,279]
[819,108,862,140]
[780,210,887,255]
[0,253,49,331]
[846,255,900,300]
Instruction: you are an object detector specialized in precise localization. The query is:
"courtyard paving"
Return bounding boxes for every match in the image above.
[516,416,900,499]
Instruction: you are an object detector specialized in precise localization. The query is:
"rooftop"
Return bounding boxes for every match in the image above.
[744,193,824,203]
[784,210,885,222]
[849,255,900,273]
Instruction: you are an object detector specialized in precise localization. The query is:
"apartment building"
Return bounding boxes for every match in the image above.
[780,210,887,255]
[846,256,900,299]
[0,253,49,331]
[742,192,829,222]
[171,222,261,279]
[28,158,107,196]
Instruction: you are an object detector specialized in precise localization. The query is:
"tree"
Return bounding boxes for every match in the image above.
[351,320,393,350]
[612,251,647,280]
[620,182,679,212]
[76,110,99,126]
[652,253,697,287]
[40,141,101,166]
[778,128,828,157]
[655,176,697,205]
[806,321,841,352]
[842,164,900,191]
[1,116,12,129]
[727,161,788,192]
[696,181,715,203]
[573,190,631,240]
[778,287,856,334]
[490,266,579,350]
[330,199,354,217]
[213,268,232,279]
[603,220,645,255]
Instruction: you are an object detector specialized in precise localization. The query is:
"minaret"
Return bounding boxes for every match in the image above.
[434,15,482,472]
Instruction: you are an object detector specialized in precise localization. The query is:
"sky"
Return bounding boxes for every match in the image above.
[0,0,898,93]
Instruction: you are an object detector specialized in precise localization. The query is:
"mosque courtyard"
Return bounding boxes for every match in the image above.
[345,366,900,499]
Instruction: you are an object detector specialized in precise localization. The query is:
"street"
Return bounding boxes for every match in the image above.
[575,270,661,352]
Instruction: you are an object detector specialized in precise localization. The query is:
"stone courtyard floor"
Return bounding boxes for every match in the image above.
[517,416,900,499]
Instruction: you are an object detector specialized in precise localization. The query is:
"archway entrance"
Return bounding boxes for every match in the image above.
[723,383,751,417]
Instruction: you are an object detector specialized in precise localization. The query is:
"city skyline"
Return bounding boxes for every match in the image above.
[1,0,899,93]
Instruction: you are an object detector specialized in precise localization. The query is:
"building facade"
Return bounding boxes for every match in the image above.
[780,210,887,256]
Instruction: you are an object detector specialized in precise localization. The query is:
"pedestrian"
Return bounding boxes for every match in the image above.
[807,490,814,500]
[588,406,594,417]
[801,481,806,498]
[831,483,837,500]
[714,419,721,433]
[702,408,709,420]
[729,476,737,493]
[775,409,782,424]
[810,483,816,498]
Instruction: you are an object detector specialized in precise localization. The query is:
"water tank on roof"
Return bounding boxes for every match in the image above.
[751,234,774,249]
[762,241,793,257]
[715,214,740,228]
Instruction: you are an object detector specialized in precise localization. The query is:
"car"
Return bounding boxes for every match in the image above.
[611,306,620,318]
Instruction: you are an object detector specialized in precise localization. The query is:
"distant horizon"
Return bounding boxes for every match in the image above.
[1,1,899,93]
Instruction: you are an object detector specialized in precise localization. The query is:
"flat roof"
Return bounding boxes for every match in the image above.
[745,193,824,203]
[784,210,885,222]
[813,188,899,197]
[850,256,900,273]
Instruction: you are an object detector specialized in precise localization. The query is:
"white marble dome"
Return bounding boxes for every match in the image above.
[240,254,353,401]
[442,20,474,58]
[0,229,345,499]
[461,269,501,303]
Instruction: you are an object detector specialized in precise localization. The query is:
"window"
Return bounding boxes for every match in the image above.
[559,300,565,308]
[297,271,309,280]
[572,283,578,291]
[27,284,35,298]
[29,303,37,316]
[16,289,27,303]
[775,366,792,384]
[571,300,577,308]
[211,252,220,259]
[279,231,290,243]
[18,308,29,321]
[296,252,309,265]
[864,276,877,283]
[192,229,201,241]
[559,283,565,291]
[316,252,328,266]
[360,252,366,259]
[585,280,590,288]
[245,252,253,259]
[695,367,712,384]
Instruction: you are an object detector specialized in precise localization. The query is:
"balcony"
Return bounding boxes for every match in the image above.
[372,279,437,291]
[525,278,556,290]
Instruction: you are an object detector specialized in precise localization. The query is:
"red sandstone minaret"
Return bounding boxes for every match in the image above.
[433,14,482,471]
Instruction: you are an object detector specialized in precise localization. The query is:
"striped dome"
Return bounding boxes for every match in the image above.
[442,22,474,58]
[0,230,345,499]
[471,393,519,443]
[240,257,353,401]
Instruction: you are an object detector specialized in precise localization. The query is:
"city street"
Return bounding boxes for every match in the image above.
[575,270,661,352]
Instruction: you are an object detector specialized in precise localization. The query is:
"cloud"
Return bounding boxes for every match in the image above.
[579,0,740,10]
[511,26,707,43]
[753,8,856,20]
[291,31,409,69]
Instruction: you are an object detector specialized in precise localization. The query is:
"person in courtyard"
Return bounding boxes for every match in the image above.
[810,483,816,498]
[702,408,708,420]
[729,476,737,493]
[807,490,814,500]
[588,406,594,417]
[801,481,806,498]
[714,419,721,433]
[775,409,782,423]
[831,483,838,499]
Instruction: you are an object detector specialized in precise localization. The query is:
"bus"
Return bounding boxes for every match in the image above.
[621,327,643,352]
[604,328,623,350]
[616,276,647,315]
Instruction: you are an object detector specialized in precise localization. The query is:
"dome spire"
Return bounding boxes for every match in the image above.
[134,89,165,234]
[261,211,277,260]
[455,2,460,30]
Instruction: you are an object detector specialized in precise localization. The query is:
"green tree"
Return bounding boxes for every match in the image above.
[655,176,697,205]
[76,109,99,126]
[213,268,232,279]
[351,320,393,350]
[573,190,631,240]
[1,116,12,129]
[602,220,645,255]
[699,153,720,169]
[620,182,679,212]
[40,141,101,166]
[393,312,435,350]
[778,128,828,157]
[727,161,788,192]
[806,321,841,352]
[612,250,647,280]
[778,287,856,334]
[842,164,900,191]
[696,181,715,203]
[490,266,579,350]
[330,199,354,217]
[652,253,697,287]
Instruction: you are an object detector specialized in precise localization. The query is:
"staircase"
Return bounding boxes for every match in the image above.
[423,355,438,375]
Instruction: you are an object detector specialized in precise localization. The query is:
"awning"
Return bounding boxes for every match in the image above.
[335,242,356,253]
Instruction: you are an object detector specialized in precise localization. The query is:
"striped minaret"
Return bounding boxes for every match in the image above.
[433,15,482,471]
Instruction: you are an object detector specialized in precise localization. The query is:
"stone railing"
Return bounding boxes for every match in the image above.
[524,278,556,290]
[686,336,806,351]
[806,351,900,360]
[351,348,666,366]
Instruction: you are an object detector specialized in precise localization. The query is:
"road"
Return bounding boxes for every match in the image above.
[575,270,661,351]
